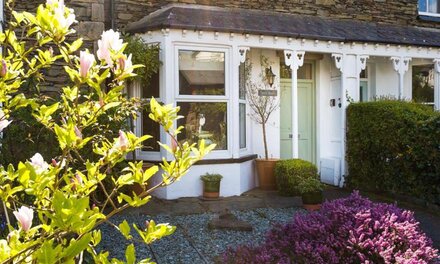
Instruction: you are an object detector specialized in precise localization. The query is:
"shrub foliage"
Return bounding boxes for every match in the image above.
[275,159,318,196]
[346,100,440,204]
[222,192,439,263]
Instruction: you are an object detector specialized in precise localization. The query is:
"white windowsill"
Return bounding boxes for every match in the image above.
[419,11,440,18]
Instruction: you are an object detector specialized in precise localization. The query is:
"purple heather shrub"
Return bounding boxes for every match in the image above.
[223,192,439,264]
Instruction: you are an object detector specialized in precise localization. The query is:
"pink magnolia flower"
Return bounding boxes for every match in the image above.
[116,130,129,151]
[46,0,65,6]
[13,206,33,232]
[74,126,83,139]
[117,54,133,74]
[97,29,123,67]
[71,173,83,190]
[79,51,95,78]
[30,153,50,173]
[171,137,178,152]
[0,59,7,77]
[52,0,76,29]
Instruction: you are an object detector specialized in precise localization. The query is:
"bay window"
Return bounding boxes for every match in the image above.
[176,48,229,151]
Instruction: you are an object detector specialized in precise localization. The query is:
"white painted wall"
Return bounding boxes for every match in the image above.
[152,161,255,199]
[248,49,281,159]
[372,58,412,99]
[317,54,341,160]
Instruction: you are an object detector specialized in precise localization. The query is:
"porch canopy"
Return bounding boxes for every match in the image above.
[127,4,440,48]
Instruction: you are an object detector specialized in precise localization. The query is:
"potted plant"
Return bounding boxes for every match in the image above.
[200,173,223,199]
[245,54,280,190]
[298,178,324,211]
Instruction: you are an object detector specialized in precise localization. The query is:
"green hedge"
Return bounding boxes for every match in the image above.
[275,159,318,196]
[346,100,440,204]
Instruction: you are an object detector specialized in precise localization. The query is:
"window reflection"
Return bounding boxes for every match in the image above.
[177,102,227,150]
[179,50,225,95]
[412,65,434,104]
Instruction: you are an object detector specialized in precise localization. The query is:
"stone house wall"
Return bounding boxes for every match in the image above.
[114,0,439,30]
[5,0,440,87]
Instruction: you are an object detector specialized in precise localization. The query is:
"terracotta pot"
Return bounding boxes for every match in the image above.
[301,191,323,211]
[255,158,278,190]
[202,180,221,199]
[303,203,321,211]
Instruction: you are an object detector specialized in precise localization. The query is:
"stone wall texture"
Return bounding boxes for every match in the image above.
[113,0,439,29]
[6,0,440,87]
[8,0,440,38]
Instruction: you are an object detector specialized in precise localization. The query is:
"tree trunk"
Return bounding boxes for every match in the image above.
[262,122,269,160]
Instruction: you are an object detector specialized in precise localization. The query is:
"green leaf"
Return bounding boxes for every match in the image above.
[62,233,92,260]
[68,38,83,53]
[119,220,132,240]
[36,240,62,264]
[125,244,136,264]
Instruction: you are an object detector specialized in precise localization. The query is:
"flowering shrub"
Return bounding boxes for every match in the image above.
[223,192,439,263]
[0,0,214,262]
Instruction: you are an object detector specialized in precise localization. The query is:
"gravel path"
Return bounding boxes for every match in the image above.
[98,207,302,263]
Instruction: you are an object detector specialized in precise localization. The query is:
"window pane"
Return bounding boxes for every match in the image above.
[298,63,313,80]
[239,103,246,149]
[360,81,368,102]
[239,63,246,100]
[280,63,312,79]
[360,68,368,79]
[142,109,160,151]
[179,50,225,95]
[428,0,438,13]
[412,65,434,103]
[142,69,160,98]
[419,0,427,12]
[177,102,227,150]
[141,67,160,151]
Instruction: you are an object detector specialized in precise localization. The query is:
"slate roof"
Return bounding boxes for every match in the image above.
[126,4,440,48]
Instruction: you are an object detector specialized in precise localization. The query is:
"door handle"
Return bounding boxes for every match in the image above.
[289,134,293,139]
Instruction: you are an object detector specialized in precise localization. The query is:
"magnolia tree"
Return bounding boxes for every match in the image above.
[0,1,214,263]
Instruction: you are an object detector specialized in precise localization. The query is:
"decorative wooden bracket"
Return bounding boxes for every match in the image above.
[332,53,344,72]
[357,55,369,75]
[390,57,411,75]
[284,50,305,71]
[434,59,440,73]
[238,47,250,63]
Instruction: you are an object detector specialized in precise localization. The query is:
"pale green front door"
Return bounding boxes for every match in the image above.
[298,80,315,164]
[280,75,315,163]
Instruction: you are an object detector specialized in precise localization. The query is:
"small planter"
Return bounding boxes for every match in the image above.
[301,191,323,211]
[298,177,324,211]
[200,173,223,199]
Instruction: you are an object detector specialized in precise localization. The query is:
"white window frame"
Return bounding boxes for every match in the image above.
[419,0,440,17]
[174,44,232,159]
[238,60,250,155]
